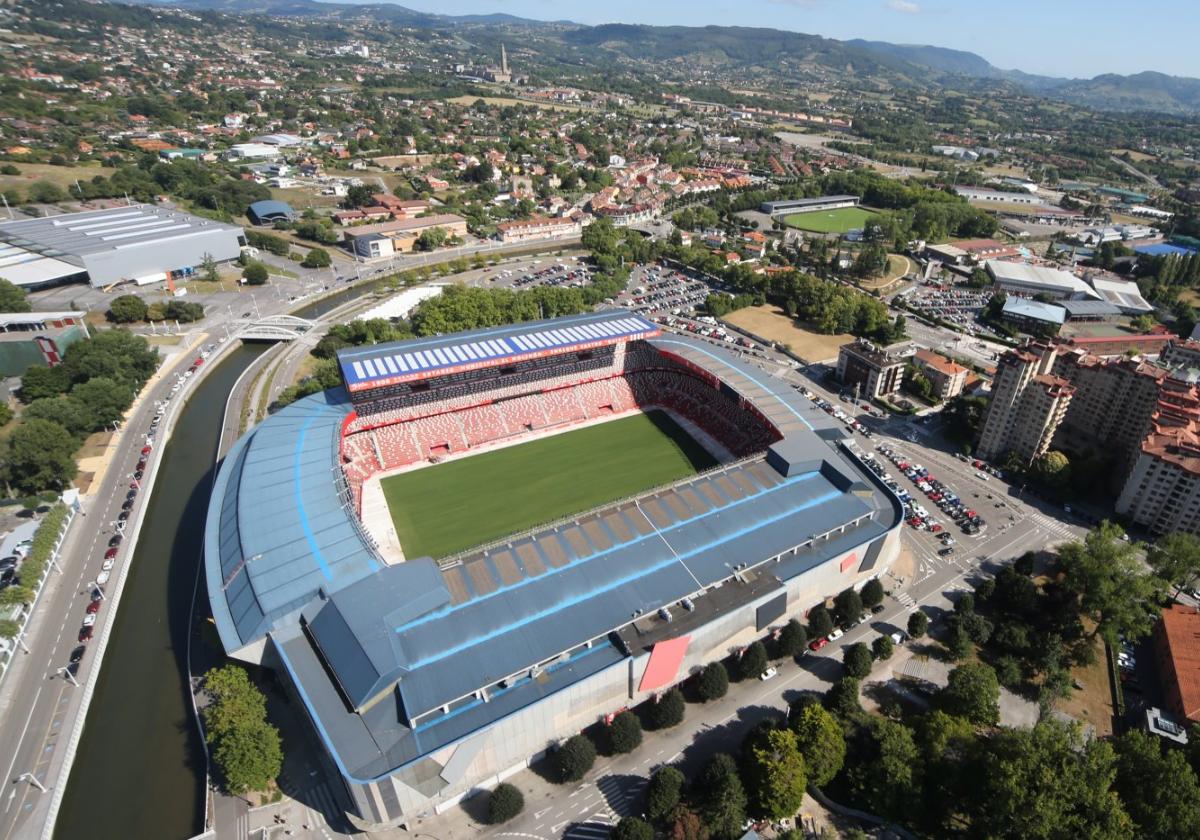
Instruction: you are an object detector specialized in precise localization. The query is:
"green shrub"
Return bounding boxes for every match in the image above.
[486,783,524,824]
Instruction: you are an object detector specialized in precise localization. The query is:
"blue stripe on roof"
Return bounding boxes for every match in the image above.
[295,413,334,582]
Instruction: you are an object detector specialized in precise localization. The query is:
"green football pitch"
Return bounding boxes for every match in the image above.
[380,409,718,560]
[782,207,877,234]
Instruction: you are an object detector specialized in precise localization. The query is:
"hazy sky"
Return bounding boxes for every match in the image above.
[380,0,1200,79]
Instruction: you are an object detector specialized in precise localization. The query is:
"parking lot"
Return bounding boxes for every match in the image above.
[618,263,712,316]
[901,283,992,334]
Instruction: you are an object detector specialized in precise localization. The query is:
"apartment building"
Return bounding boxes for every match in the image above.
[1116,377,1200,535]
[836,340,906,400]
[1051,350,1167,477]
[977,343,1075,464]
[912,349,969,401]
[496,216,582,244]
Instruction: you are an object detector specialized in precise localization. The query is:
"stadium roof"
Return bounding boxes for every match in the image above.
[337,311,661,392]
[209,327,902,782]
[0,204,242,259]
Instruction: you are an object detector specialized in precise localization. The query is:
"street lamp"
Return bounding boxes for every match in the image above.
[58,666,80,687]
[17,773,46,793]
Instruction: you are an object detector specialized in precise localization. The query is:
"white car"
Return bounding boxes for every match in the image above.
[101,559,115,572]
[890,631,907,645]
[975,471,990,481]
[82,613,97,627]
[96,570,111,585]
[828,628,845,642]
[759,667,778,681]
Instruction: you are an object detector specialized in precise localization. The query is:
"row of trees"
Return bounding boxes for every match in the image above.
[107,294,205,324]
[6,330,160,494]
[201,665,283,795]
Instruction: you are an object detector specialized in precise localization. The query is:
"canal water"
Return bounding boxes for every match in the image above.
[55,279,399,838]
[55,343,268,840]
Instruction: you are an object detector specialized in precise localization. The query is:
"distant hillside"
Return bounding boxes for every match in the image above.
[113,0,1200,114]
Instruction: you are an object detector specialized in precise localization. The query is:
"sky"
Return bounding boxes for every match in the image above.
[379,0,1200,80]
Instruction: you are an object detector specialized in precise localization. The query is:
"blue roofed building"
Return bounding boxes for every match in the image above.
[247,200,296,226]
[205,311,903,828]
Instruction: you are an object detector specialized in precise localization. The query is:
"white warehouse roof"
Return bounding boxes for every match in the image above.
[985,260,1100,300]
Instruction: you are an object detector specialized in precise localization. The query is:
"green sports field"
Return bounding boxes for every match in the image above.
[380,410,718,559]
[782,207,877,234]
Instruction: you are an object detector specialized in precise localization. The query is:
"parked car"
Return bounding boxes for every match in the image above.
[78,626,93,642]
[759,667,778,681]
[86,600,101,615]
[69,645,86,664]
[808,637,829,652]
[871,604,886,615]
[108,535,122,548]
[104,548,118,560]
[96,570,111,585]
[82,613,96,627]
[828,628,845,642]
[101,559,114,572]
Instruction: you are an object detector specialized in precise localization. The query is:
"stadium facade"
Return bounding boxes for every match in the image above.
[205,310,903,828]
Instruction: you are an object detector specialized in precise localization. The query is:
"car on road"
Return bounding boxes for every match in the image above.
[140,446,152,456]
[82,613,97,627]
[108,535,122,548]
[96,570,111,585]
[871,604,886,614]
[808,637,829,652]
[101,558,114,571]
[133,470,143,480]
[939,547,955,556]
[828,628,845,642]
[78,626,93,642]
[105,547,118,560]
[759,667,778,681]
[117,511,130,523]
[890,631,907,645]
[69,645,86,664]
[121,499,134,511]
[86,600,101,614]
[975,471,990,481]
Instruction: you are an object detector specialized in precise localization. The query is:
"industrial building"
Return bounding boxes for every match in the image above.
[205,313,902,829]
[0,310,88,376]
[0,205,245,289]
[343,214,468,258]
[984,260,1101,301]
[760,195,860,216]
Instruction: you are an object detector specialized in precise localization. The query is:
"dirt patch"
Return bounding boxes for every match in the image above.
[723,305,852,362]
[860,254,911,291]
[1059,633,1116,737]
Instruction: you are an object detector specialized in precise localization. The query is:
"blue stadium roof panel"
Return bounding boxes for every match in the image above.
[337,310,659,391]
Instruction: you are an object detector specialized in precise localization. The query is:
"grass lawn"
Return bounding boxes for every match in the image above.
[381,409,716,559]
[782,207,877,234]
[723,304,853,362]
[0,161,116,194]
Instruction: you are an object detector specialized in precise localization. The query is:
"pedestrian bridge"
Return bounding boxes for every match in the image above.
[239,315,316,341]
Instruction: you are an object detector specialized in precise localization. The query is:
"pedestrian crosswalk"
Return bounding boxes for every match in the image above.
[564,812,616,838]
[1031,513,1079,542]
[595,774,644,818]
[894,591,917,611]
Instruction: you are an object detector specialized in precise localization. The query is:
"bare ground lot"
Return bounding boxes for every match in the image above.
[0,161,116,193]
[724,305,852,362]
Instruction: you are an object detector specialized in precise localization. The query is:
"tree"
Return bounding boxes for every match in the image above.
[1146,532,1200,598]
[843,642,873,679]
[486,783,524,824]
[0,619,18,639]
[242,261,268,285]
[946,622,974,661]
[201,664,282,795]
[552,735,596,783]
[834,587,863,626]
[696,754,746,840]
[1057,521,1165,644]
[776,619,807,658]
[646,688,686,730]
[646,766,685,822]
[972,720,1132,840]
[415,226,448,251]
[4,419,77,493]
[744,727,807,820]
[24,397,89,438]
[1112,730,1200,839]
[940,662,1000,726]
[872,635,895,661]
[19,365,70,402]
[843,717,921,821]
[667,805,708,840]
[343,184,378,208]
[738,641,768,681]
[860,578,884,610]
[824,676,861,718]
[807,604,834,639]
[1030,450,1071,490]
[696,661,729,701]
[608,710,642,754]
[612,817,653,840]
[28,181,66,204]
[301,247,331,268]
[164,300,205,323]
[71,377,133,431]
[0,279,30,313]
[107,294,149,323]
[201,252,220,282]
[789,703,845,787]
[908,610,930,639]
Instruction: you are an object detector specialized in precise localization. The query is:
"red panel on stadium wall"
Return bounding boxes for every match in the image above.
[840,552,858,573]
[638,635,691,693]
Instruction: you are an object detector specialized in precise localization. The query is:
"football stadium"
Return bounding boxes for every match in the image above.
[204,310,903,828]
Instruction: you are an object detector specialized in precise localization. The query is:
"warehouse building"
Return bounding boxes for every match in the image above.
[985,260,1101,301]
[0,205,245,289]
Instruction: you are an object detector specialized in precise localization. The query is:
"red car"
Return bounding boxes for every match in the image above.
[78,626,94,642]
[194,358,204,366]
[140,446,152,456]
[86,600,101,615]
[104,548,118,560]
[808,637,829,652]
